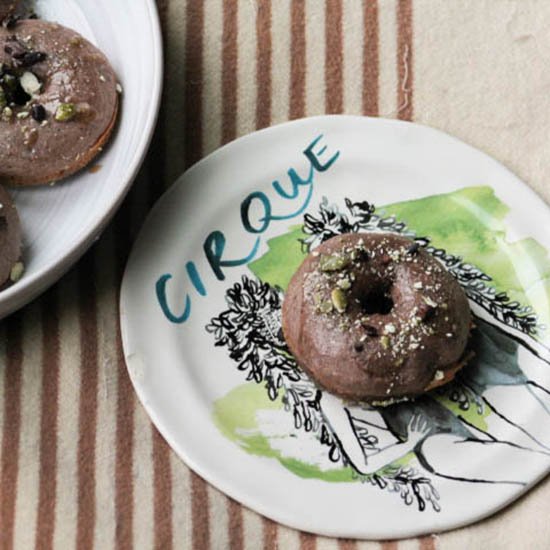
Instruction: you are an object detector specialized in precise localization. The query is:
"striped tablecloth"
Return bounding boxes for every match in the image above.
[2,1,550,548]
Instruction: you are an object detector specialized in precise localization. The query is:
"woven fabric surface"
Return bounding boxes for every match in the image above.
[1,1,550,548]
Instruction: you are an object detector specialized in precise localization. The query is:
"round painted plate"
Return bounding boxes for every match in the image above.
[121,116,550,539]
[0,0,162,319]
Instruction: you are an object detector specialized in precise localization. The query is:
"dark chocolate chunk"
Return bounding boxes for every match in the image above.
[354,248,369,262]
[4,40,26,59]
[1,15,19,30]
[31,103,46,122]
[1,72,30,105]
[21,51,47,67]
[406,242,420,255]
[418,302,436,322]
[362,324,378,336]
[353,342,364,352]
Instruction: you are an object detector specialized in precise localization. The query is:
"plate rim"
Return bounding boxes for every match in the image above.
[120,114,550,539]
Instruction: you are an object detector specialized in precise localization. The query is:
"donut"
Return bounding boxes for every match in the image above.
[282,233,472,403]
[0,183,22,288]
[0,19,119,186]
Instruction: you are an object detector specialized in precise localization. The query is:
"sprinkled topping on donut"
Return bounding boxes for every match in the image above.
[0,19,119,186]
[282,232,472,402]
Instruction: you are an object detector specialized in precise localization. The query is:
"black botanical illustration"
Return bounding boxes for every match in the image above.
[206,274,442,512]
[207,197,550,514]
[303,198,539,336]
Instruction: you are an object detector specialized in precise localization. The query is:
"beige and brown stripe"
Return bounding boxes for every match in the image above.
[2,1,550,548]
[34,290,59,550]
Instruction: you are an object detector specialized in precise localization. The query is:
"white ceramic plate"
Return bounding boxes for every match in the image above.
[121,116,550,539]
[0,0,162,319]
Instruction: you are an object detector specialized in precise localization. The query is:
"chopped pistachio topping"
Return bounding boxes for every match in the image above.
[2,107,13,121]
[0,88,6,110]
[331,288,348,313]
[55,103,76,122]
[336,277,352,290]
[380,335,390,349]
[9,262,24,283]
[319,253,350,272]
[317,300,333,314]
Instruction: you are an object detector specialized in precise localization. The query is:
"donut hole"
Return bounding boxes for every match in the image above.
[360,282,394,315]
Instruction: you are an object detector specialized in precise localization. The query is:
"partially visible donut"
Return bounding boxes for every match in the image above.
[0,19,119,186]
[0,184,22,288]
[282,233,472,403]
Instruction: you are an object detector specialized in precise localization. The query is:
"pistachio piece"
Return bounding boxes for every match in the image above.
[20,71,41,95]
[331,288,348,313]
[2,106,13,121]
[380,335,390,349]
[0,88,6,110]
[317,300,333,314]
[9,262,24,283]
[55,102,76,122]
[319,253,350,272]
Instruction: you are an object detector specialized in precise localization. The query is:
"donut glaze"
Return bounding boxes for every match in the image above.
[0,19,119,186]
[0,184,22,288]
[282,233,471,402]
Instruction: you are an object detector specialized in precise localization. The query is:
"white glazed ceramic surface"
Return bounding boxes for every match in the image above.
[0,0,162,319]
[121,116,550,539]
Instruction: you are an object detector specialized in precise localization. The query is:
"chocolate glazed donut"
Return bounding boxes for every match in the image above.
[282,233,472,403]
[0,184,22,288]
[0,19,119,186]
